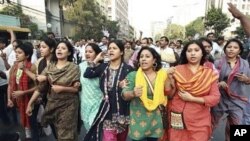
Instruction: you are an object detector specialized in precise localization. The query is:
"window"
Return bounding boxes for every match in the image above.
[242,4,245,9]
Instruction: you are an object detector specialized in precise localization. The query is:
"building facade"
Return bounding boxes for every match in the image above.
[107,0,129,38]
[0,0,62,37]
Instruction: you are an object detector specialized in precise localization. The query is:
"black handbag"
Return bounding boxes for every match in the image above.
[143,73,168,129]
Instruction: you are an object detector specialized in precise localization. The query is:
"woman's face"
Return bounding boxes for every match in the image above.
[15,48,27,62]
[186,43,203,65]
[139,49,155,71]
[225,41,241,59]
[85,45,97,61]
[56,43,71,60]
[108,43,123,61]
[202,41,212,54]
[40,41,52,57]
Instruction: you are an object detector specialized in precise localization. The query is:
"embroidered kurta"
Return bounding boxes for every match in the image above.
[79,61,102,131]
[123,71,163,140]
[83,63,133,141]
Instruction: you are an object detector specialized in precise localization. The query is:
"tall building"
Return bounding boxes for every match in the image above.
[107,0,129,38]
[205,0,250,37]
[0,0,63,37]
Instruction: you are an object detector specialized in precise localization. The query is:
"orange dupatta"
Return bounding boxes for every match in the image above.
[173,65,218,96]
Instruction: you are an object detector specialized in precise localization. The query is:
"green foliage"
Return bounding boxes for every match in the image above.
[104,20,120,39]
[205,6,230,36]
[64,0,119,40]
[234,15,250,39]
[154,33,162,41]
[185,17,204,37]
[0,5,39,39]
[235,26,245,39]
[164,24,185,39]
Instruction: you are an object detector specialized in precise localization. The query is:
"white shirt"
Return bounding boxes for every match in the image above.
[159,47,176,69]
[0,57,7,86]
[211,41,222,57]
[150,44,160,54]
[31,49,38,64]
[2,44,13,58]
[78,46,86,61]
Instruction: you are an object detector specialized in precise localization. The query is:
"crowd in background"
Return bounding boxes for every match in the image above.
[1,3,250,141]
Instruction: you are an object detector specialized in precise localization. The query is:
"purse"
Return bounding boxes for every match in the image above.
[169,100,186,130]
[143,73,168,129]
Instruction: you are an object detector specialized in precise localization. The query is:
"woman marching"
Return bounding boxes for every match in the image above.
[122,47,172,141]
[164,40,220,141]
[212,39,250,141]
[26,41,80,141]
[24,37,57,140]
[79,43,103,131]
[7,42,37,140]
[83,40,133,141]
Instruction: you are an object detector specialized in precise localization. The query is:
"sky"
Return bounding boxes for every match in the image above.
[128,0,206,37]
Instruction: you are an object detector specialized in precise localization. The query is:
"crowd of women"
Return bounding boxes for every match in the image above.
[1,3,250,141]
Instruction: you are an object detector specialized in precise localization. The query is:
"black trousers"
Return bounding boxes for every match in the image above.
[0,84,10,124]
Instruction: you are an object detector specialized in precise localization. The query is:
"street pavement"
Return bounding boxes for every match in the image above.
[1,115,226,141]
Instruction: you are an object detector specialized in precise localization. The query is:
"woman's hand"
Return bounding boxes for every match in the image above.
[166,67,176,75]
[218,81,228,89]
[235,73,249,83]
[36,75,47,82]
[178,91,194,102]
[12,91,24,98]
[26,104,33,116]
[7,99,14,108]
[119,79,129,88]
[51,85,64,94]
[133,85,143,97]
[93,52,104,64]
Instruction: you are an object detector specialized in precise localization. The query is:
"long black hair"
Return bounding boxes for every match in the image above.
[51,41,74,62]
[224,38,244,56]
[179,40,207,65]
[137,47,162,71]
[86,43,102,55]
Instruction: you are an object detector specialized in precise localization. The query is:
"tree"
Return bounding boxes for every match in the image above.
[185,17,205,37]
[154,33,162,41]
[63,0,119,40]
[205,6,230,36]
[0,5,38,39]
[104,20,120,39]
[164,24,185,39]
[235,26,245,39]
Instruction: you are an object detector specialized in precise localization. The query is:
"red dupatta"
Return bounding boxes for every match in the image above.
[173,65,218,96]
[9,61,32,128]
